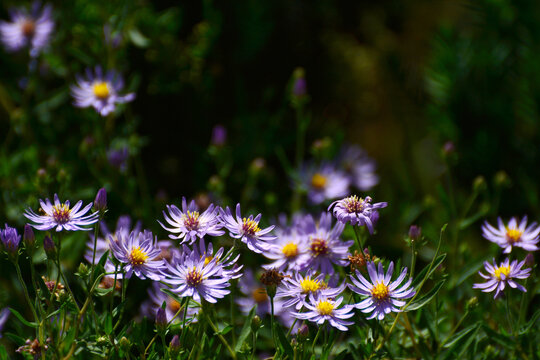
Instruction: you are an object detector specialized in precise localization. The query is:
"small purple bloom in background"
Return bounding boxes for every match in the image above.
[0,308,9,338]
[159,197,224,245]
[211,124,227,146]
[293,294,355,331]
[0,224,21,257]
[24,194,99,232]
[220,204,276,254]
[338,145,379,191]
[23,224,35,249]
[103,24,122,49]
[300,163,350,205]
[164,246,231,304]
[109,230,167,281]
[71,67,135,116]
[329,195,387,234]
[482,217,540,254]
[292,77,307,98]
[107,147,129,172]
[262,229,310,272]
[0,2,54,57]
[348,261,415,321]
[473,258,531,299]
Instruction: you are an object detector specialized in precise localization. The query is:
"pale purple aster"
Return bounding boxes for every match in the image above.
[262,229,310,272]
[293,294,355,331]
[140,282,199,325]
[24,194,99,232]
[328,195,388,234]
[0,2,54,57]
[482,217,540,254]
[188,238,243,280]
[109,230,167,281]
[220,204,276,254]
[300,163,350,205]
[164,248,231,304]
[300,213,353,274]
[159,197,224,245]
[71,67,135,116]
[0,308,9,338]
[339,145,379,191]
[0,224,21,257]
[473,258,531,299]
[348,261,415,321]
[277,271,345,311]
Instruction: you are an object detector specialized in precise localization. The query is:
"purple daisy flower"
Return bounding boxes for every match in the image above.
[24,194,99,232]
[164,247,231,304]
[482,217,540,253]
[140,282,199,325]
[262,229,310,272]
[109,230,167,281]
[71,67,135,116]
[300,163,350,205]
[159,197,224,245]
[300,213,353,274]
[0,224,21,257]
[293,294,355,331]
[473,258,531,299]
[189,238,243,280]
[0,2,54,57]
[220,203,276,254]
[277,271,344,311]
[339,145,379,191]
[328,195,387,234]
[348,261,415,321]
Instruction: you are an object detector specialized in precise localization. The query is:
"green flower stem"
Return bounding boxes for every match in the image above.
[506,294,514,335]
[89,221,101,287]
[180,297,191,345]
[270,295,277,348]
[203,306,237,360]
[14,261,39,332]
[439,310,469,349]
[352,226,365,252]
[113,269,129,331]
[311,326,322,355]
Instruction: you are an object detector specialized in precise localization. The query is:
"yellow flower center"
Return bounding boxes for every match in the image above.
[282,243,298,258]
[345,195,366,213]
[494,265,510,280]
[93,82,110,99]
[316,300,334,315]
[168,297,181,313]
[204,256,213,266]
[506,228,522,244]
[21,20,36,37]
[311,173,327,189]
[252,288,268,303]
[129,246,148,265]
[242,218,261,235]
[51,204,71,224]
[186,267,204,287]
[371,282,389,300]
[182,211,200,230]
[300,278,321,293]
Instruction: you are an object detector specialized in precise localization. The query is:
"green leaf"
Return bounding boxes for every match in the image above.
[235,305,256,352]
[412,253,447,288]
[442,322,481,359]
[8,308,37,328]
[104,313,113,335]
[519,307,540,334]
[94,287,114,297]
[481,325,515,349]
[406,279,446,311]
[274,321,294,359]
[128,28,150,48]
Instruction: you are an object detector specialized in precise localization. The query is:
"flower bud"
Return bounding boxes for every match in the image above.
[119,337,130,352]
[260,269,285,298]
[23,224,35,250]
[210,125,227,146]
[251,315,262,332]
[169,335,181,355]
[473,176,486,192]
[524,253,534,267]
[408,225,421,242]
[43,236,55,259]
[297,323,309,342]
[466,296,478,311]
[94,187,107,212]
[494,171,511,188]
[156,307,167,333]
[0,225,21,259]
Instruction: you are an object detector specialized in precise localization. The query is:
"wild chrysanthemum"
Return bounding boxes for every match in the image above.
[300,213,353,274]
[293,294,355,331]
[348,261,415,320]
[339,145,379,191]
[164,248,231,304]
[300,163,350,205]
[0,2,54,57]
[277,271,344,310]
[159,197,224,245]
[24,194,99,232]
[329,195,387,233]
[109,230,167,281]
[482,217,540,253]
[473,258,531,299]
[262,229,310,272]
[71,67,135,116]
[220,203,276,254]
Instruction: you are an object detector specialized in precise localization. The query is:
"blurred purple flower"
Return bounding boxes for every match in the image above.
[482,216,540,254]
[211,125,227,146]
[300,163,350,205]
[0,2,54,57]
[71,67,135,116]
[338,145,379,191]
[107,147,129,172]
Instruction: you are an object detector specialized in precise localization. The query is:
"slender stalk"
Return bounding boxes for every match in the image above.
[311,326,322,355]
[113,269,129,330]
[410,240,417,278]
[251,331,257,360]
[439,310,469,349]
[203,308,237,360]
[90,221,101,286]
[14,261,39,329]
[506,294,514,335]
[270,296,276,348]
[180,297,190,345]
[352,226,365,251]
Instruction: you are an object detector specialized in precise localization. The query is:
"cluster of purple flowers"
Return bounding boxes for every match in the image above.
[473,216,537,298]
